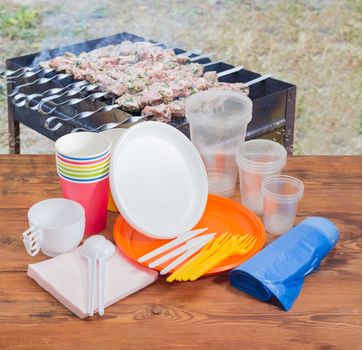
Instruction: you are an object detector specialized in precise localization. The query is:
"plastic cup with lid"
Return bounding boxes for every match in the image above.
[262,175,304,235]
[186,90,252,198]
[236,139,287,214]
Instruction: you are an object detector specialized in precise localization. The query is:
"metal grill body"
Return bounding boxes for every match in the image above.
[5,32,296,154]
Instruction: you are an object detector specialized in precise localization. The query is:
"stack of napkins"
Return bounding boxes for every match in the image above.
[28,247,158,318]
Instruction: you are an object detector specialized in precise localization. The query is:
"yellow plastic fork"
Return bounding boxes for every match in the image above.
[166,232,231,283]
[188,234,257,281]
[178,232,234,281]
[181,234,243,280]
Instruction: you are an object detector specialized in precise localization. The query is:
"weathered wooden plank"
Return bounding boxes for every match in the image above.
[0,272,361,349]
[0,271,361,349]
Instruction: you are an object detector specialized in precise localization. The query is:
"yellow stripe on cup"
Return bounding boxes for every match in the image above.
[57,161,110,174]
[58,165,109,179]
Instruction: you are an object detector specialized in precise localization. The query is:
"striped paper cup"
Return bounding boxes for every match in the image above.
[55,132,111,163]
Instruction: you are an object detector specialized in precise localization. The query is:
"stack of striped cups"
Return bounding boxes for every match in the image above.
[55,132,111,235]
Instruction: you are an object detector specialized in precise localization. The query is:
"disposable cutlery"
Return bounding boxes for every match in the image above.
[138,228,208,263]
[148,234,215,269]
[160,234,215,275]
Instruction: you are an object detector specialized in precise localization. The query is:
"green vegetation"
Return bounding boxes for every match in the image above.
[0,5,41,40]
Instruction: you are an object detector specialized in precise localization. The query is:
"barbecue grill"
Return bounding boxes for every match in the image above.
[4,32,296,154]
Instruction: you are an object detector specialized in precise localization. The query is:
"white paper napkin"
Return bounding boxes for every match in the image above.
[28,246,158,318]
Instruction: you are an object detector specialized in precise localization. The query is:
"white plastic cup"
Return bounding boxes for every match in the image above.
[262,175,304,235]
[236,139,287,214]
[22,198,85,257]
[186,90,252,197]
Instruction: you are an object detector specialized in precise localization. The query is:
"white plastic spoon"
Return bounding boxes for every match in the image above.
[98,240,115,316]
[80,235,106,317]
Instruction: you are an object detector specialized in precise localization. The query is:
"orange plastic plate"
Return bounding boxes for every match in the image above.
[113,194,266,275]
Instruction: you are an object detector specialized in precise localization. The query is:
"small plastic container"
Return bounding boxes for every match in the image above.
[186,90,252,198]
[236,139,287,214]
[262,175,304,235]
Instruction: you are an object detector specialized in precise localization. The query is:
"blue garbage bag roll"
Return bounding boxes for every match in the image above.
[229,217,339,311]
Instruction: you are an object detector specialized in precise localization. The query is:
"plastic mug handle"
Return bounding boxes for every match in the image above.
[22,226,42,256]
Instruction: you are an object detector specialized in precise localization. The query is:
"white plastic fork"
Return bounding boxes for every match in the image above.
[160,234,215,275]
[148,234,215,269]
[138,228,208,263]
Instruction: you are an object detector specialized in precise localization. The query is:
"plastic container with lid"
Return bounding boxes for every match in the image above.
[186,90,252,198]
[236,139,287,214]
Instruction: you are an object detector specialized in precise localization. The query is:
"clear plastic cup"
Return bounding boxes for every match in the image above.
[185,90,252,197]
[262,175,304,235]
[236,139,287,214]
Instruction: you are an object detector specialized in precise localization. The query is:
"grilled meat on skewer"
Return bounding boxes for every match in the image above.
[115,71,249,112]
[40,41,251,124]
[140,82,249,122]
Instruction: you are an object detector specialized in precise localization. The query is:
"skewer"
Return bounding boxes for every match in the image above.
[4,42,191,93]
[203,59,229,67]
[53,73,274,133]
[149,40,174,48]
[8,73,70,97]
[244,74,273,86]
[9,67,55,80]
[38,91,109,114]
[0,66,31,79]
[26,65,245,117]
[175,49,202,57]
[33,61,215,111]
[15,58,227,107]
[217,65,244,78]
[0,40,171,80]
[43,104,122,131]
[23,85,99,111]
[189,52,216,62]
[11,81,93,108]
[70,115,149,133]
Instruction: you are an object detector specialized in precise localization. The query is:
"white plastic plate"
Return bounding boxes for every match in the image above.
[110,122,208,239]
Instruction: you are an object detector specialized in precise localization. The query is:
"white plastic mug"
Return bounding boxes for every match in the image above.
[22,198,85,257]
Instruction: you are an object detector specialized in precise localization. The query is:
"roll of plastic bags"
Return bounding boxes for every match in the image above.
[229,217,339,311]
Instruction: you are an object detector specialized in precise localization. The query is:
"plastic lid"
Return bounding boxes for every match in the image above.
[185,89,252,126]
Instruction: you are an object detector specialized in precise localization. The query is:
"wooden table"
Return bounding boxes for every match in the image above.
[0,155,361,350]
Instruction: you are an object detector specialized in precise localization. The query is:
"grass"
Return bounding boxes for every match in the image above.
[0,4,40,40]
[0,0,361,154]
